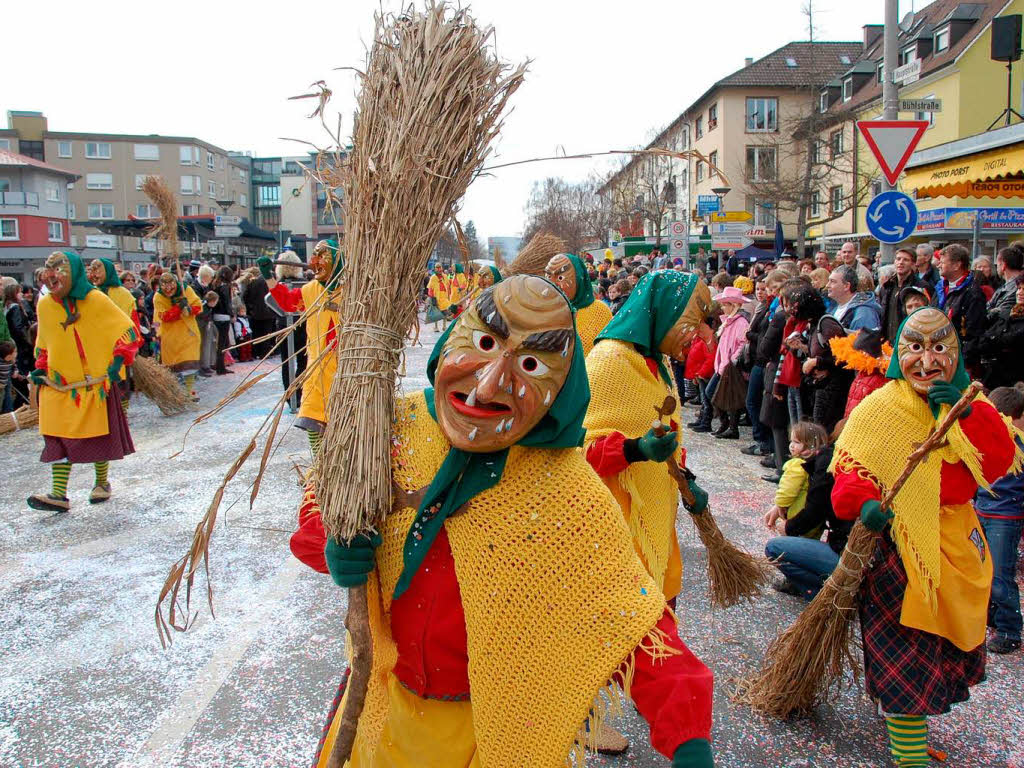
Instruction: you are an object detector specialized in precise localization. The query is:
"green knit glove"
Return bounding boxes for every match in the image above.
[637,427,678,463]
[30,368,46,387]
[673,738,714,768]
[324,532,382,588]
[927,381,970,418]
[107,355,124,384]
[859,499,893,533]
[257,256,275,280]
[684,472,709,515]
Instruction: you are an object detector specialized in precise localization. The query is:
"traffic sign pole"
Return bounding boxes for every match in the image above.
[881,0,898,265]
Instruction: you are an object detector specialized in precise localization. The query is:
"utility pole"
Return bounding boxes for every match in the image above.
[880,0,899,266]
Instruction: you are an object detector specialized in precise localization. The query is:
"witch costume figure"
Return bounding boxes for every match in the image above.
[831,307,1022,767]
[152,273,203,399]
[27,251,139,512]
[545,252,612,356]
[258,239,343,456]
[87,257,141,411]
[290,275,715,768]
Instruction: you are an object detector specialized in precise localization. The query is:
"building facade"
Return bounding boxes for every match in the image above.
[0,148,78,282]
[0,111,251,267]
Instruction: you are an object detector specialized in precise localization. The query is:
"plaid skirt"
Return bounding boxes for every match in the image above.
[40,389,135,464]
[860,533,986,715]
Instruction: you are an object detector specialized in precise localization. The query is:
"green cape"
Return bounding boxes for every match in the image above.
[97,258,122,290]
[595,271,700,385]
[564,254,594,310]
[393,280,590,598]
[885,306,970,417]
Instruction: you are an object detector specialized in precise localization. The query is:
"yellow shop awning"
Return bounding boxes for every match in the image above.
[904,143,1024,198]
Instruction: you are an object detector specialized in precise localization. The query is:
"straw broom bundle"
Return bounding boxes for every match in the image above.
[141,175,181,273]
[732,382,983,718]
[505,232,567,276]
[132,356,194,415]
[311,5,525,765]
[0,403,38,436]
[654,397,771,608]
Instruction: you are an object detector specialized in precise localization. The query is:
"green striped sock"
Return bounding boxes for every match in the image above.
[51,462,71,498]
[94,461,109,487]
[184,373,196,394]
[308,430,323,457]
[886,715,929,766]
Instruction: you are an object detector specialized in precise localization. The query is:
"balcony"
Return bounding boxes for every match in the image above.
[0,191,40,207]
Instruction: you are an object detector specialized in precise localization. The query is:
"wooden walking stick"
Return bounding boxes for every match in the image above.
[732,381,984,718]
[654,396,772,608]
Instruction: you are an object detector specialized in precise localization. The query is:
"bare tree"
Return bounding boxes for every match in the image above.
[522,176,615,253]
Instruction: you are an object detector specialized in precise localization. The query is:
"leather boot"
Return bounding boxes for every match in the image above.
[715,411,741,439]
[711,410,730,436]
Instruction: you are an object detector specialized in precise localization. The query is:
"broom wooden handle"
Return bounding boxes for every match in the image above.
[652,395,697,507]
[327,583,373,768]
[879,381,983,510]
[38,375,108,393]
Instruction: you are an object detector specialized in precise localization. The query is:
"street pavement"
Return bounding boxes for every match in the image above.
[1,321,1022,767]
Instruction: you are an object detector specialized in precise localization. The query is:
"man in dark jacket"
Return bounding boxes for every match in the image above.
[879,247,928,342]
[988,244,1023,321]
[936,244,987,368]
[763,444,852,599]
[915,243,940,288]
[741,280,775,456]
[243,272,276,358]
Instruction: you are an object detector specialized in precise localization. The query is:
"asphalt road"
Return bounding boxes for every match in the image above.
[1,321,1021,767]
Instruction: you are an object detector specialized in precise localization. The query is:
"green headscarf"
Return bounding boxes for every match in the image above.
[160,273,186,302]
[317,238,344,288]
[564,253,594,310]
[392,280,590,599]
[595,271,700,386]
[486,265,502,284]
[97,258,122,290]
[885,306,970,417]
[454,263,465,274]
[62,251,94,302]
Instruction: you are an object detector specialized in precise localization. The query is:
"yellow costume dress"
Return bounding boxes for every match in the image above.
[154,281,202,371]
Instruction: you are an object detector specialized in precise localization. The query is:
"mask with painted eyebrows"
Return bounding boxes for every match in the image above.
[476,266,495,289]
[897,307,960,394]
[544,254,577,301]
[434,275,574,452]
[43,251,73,300]
[87,259,106,287]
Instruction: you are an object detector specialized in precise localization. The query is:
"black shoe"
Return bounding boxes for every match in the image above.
[715,427,740,439]
[741,443,761,455]
[988,635,1021,654]
[686,420,703,429]
[712,421,729,437]
[772,577,803,596]
[691,423,712,433]
[761,472,782,484]
[738,414,751,426]
[760,455,777,468]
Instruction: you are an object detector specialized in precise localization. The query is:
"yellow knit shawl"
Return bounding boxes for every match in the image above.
[831,379,1022,610]
[349,392,667,768]
[106,285,137,323]
[583,339,683,590]
[154,286,201,369]
[298,279,340,425]
[576,300,612,357]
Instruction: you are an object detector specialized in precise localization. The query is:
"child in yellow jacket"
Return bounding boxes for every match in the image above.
[766,421,829,539]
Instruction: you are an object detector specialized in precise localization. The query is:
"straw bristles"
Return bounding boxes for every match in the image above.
[690,509,773,609]
[132,356,194,415]
[505,232,566,277]
[314,1,526,541]
[141,175,181,272]
[731,522,875,717]
[0,403,37,435]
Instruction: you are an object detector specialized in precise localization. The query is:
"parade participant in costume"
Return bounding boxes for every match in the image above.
[544,252,612,356]
[152,273,202,399]
[87,258,141,411]
[27,251,138,512]
[426,263,453,325]
[831,307,1021,767]
[584,271,714,604]
[291,275,715,768]
[258,239,343,456]
[449,263,470,317]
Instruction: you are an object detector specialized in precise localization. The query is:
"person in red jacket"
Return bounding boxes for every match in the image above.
[828,328,891,432]
[683,333,715,432]
[830,307,1021,767]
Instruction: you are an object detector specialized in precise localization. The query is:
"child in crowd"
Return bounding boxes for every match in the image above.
[0,340,16,414]
[765,420,829,540]
[975,384,1024,654]
[233,306,253,362]
[710,286,750,439]
[901,284,931,315]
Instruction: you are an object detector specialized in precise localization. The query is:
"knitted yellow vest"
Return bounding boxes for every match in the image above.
[831,379,1022,612]
[576,300,612,357]
[298,279,340,425]
[583,339,683,593]
[154,286,201,370]
[346,392,668,768]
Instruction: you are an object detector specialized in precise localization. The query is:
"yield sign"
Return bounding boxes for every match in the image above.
[857,120,930,186]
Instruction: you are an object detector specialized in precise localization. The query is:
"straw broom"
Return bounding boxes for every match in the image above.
[732,381,984,718]
[654,396,771,608]
[505,232,567,276]
[141,175,182,274]
[310,6,525,766]
[0,403,38,436]
[132,356,194,415]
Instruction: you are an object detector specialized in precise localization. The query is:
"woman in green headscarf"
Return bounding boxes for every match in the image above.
[28,251,138,512]
[545,253,611,355]
[154,272,203,396]
[584,271,714,603]
[88,258,143,411]
[291,275,715,768]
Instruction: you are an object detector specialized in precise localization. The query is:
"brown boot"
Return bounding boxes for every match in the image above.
[89,483,112,504]
[27,493,70,513]
[590,721,629,755]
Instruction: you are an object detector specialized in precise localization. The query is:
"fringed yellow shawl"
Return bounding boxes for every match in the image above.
[576,300,612,357]
[298,279,341,426]
[583,339,683,596]
[832,379,1023,618]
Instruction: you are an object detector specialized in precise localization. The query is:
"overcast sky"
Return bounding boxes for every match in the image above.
[4,0,919,244]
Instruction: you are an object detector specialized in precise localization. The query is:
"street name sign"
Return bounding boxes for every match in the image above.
[214,225,243,238]
[899,98,942,113]
[710,211,753,223]
[866,190,918,244]
[215,214,242,226]
[892,59,921,85]
[857,120,930,186]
